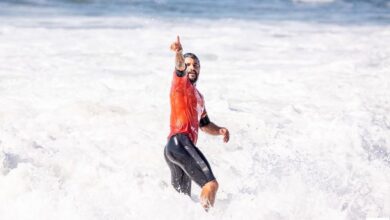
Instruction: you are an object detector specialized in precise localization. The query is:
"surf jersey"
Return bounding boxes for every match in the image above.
[168,69,208,144]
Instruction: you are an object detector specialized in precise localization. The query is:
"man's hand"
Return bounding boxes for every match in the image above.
[219,128,230,143]
[201,122,230,143]
[170,35,185,71]
[170,35,183,53]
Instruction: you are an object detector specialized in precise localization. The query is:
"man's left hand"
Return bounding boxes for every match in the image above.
[219,128,230,143]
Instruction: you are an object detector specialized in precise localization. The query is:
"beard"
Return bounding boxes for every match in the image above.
[187,71,198,84]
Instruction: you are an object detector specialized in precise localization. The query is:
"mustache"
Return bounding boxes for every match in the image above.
[187,70,198,75]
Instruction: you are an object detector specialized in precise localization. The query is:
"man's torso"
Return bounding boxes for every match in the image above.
[169,71,205,144]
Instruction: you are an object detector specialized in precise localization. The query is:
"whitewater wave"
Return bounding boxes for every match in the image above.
[0,15,389,219]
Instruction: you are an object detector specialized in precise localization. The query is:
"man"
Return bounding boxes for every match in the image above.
[164,36,230,210]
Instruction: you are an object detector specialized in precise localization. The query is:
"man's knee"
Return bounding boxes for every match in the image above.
[203,179,218,190]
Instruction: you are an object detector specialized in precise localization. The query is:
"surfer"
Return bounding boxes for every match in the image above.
[164,36,230,211]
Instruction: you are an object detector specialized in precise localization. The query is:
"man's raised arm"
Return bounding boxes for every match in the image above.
[170,35,186,71]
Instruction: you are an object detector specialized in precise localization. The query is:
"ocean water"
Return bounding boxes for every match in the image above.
[1,0,390,23]
[0,0,389,220]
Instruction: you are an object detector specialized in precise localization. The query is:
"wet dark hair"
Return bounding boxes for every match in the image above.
[183,53,200,65]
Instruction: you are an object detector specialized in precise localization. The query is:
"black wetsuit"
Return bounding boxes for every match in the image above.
[164,133,215,196]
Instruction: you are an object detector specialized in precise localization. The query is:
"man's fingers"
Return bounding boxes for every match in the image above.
[224,132,229,143]
[224,135,228,143]
[220,128,229,143]
[169,36,182,52]
[225,130,230,142]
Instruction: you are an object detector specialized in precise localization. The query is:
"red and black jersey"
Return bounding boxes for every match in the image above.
[168,70,209,144]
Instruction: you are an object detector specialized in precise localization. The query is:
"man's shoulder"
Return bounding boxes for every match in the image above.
[171,70,190,88]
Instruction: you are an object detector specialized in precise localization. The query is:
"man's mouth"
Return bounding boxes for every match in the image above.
[188,71,197,76]
[187,71,198,83]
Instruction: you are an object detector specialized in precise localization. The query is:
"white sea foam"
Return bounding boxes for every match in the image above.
[0,15,389,220]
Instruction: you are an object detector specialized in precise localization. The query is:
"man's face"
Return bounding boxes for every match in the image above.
[185,57,200,83]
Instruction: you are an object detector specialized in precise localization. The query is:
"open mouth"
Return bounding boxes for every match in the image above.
[188,71,197,76]
[188,71,197,77]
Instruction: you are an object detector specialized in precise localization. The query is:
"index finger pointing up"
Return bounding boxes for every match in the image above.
[176,35,180,43]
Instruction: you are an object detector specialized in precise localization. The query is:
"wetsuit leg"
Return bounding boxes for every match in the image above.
[164,146,192,195]
[164,134,215,190]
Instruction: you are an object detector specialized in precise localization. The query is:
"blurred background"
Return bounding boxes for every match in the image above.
[1,0,390,23]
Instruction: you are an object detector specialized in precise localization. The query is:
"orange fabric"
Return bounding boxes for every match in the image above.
[168,70,206,144]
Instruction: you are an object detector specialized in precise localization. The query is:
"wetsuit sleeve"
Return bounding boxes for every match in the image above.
[175,67,186,77]
[199,109,211,127]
